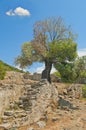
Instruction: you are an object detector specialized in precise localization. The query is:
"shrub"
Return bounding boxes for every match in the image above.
[0,65,6,80]
[54,71,61,78]
[82,85,86,98]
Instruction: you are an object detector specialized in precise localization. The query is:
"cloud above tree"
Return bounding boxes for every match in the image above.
[6,7,31,16]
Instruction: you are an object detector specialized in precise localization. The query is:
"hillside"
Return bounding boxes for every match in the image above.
[0,60,23,72]
[0,60,23,79]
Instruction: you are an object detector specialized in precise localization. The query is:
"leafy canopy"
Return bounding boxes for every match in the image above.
[74,56,86,81]
[15,17,77,72]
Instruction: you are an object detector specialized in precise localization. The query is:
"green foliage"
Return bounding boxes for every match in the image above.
[15,17,77,82]
[15,17,77,68]
[48,39,77,62]
[55,62,77,82]
[54,71,61,78]
[15,42,33,68]
[74,56,86,83]
[0,64,6,80]
[82,85,86,98]
[0,60,23,80]
[15,42,43,69]
[53,39,77,83]
[55,55,86,83]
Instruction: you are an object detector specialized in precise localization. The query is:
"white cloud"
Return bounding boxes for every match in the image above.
[35,64,56,74]
[78,48,86,57]
[14,7,30,16]
[51,66,57,73]
[6,10,15,16]
[35,65,44,73]
[6,7,31,16]
[15,65,28,72]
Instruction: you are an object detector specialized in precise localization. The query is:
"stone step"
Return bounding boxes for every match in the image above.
[0,123,11,129]
[4,111,14,116]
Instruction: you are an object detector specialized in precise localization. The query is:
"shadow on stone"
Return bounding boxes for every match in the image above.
[58,97,78,110]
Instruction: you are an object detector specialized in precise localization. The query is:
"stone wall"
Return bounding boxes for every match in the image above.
[17,79,58,124]
[0,75,59,128]
[0,71,46,115]
[24,73,41,81]
[0,71,33,115]
[23,72,60,82]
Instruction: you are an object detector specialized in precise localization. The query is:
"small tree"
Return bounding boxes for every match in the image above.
[15,17,77,83]
[74,56,86,83]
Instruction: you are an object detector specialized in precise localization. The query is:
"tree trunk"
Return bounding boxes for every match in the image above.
[41,60,52,83]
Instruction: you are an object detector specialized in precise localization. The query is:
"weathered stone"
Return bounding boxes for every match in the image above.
[63,89,67,95]
[67,84,82,99]
[4,111,14,116]
[0,123,11,130]
[28,127,34,130]
[0,73,26,115]
[0,71,85,130]
[52,117,59,122]
[15,80,58,124]
[37,121,46,128]
[58,97,74,110]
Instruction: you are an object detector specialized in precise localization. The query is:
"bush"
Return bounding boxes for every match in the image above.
[82,85,86,98]
[0,65,6,80]
[54,71,61,78]
[55,62,77,83]
[52,71,61,82]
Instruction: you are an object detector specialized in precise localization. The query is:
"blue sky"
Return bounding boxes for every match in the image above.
[0,0,86,73]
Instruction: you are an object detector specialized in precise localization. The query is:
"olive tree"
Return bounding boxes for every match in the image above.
[15,17,77,83]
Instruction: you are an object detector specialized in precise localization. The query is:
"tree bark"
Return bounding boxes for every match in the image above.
[41,60,52,83]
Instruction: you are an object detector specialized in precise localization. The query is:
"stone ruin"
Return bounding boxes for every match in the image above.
[18,79,58,123]
[0,71,83,130]
[0,79,58,129]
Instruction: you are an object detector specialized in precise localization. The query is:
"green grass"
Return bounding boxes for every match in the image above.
[0,60,23,80]
[82,84,86,98]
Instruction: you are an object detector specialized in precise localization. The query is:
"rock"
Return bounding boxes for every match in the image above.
[2,115,11,120]
[1,71,85,130]
[52,116,59,122]
[37,121,46,128]
[0,79,58,127]
[0,72,26,115]
[0,123,11,130]
[14,110,27,118]
[0,126,8,130]
[28,81,58,124]
[67,84,82,99]
[14,80,58,125]
[81,118,86,121]
[63,89,67,95]
[4,111,14,116]
[58,97,72,109]
[28,127,34,130]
